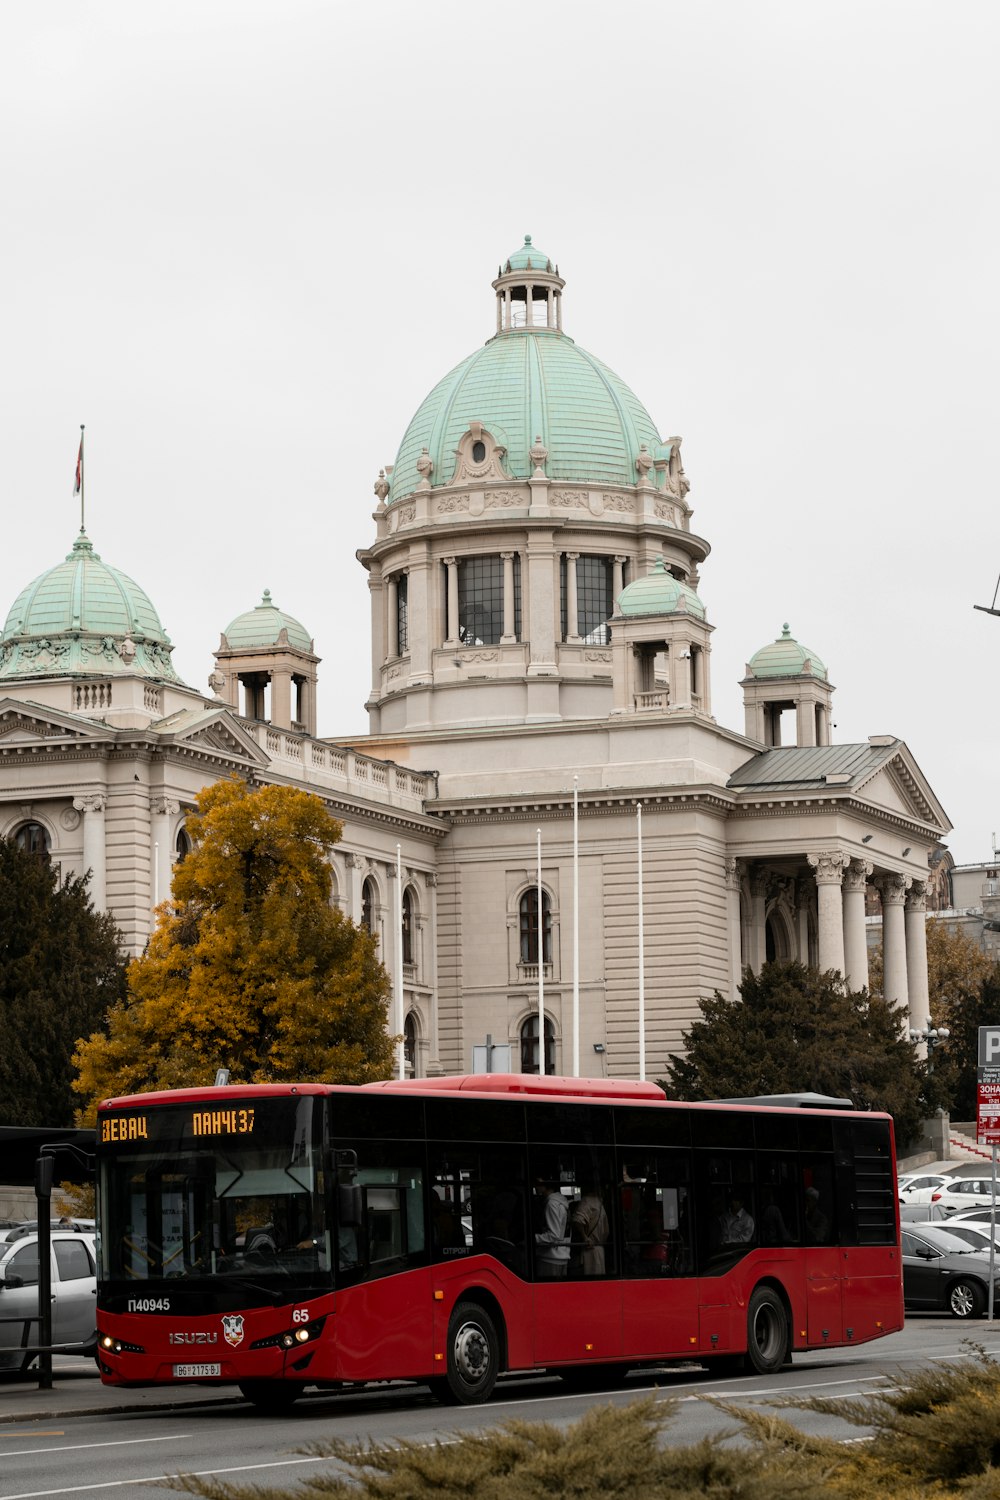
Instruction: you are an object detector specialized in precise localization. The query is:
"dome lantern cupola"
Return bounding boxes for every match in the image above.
[741,624,834,748]
[492,235,566,334]
[214,590,319,736]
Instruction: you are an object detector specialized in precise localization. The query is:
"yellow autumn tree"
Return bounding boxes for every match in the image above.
[72,780,394,1121]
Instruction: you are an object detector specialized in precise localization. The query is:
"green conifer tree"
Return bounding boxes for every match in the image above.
[0,838,126,1127]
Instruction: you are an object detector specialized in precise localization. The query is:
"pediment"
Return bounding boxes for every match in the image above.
[853,750,946,830]
[0,698,104,745]
[151,708,269,766]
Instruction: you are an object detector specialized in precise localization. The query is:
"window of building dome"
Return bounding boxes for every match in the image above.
[396,574,409,656]
[560,556,613,644]
[520,1014,555,1075]
[519,888,551,965]
[402,887,414,966]
[404,1013,418,1078]
[457,556,504,646]
[471,440,486,464]
[13,821,50,861]
[361,878,376,934]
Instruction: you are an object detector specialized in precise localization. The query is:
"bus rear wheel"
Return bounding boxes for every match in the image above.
[238,1379,301,1413]
[439,1302,499,1404]
[745,1286,789,1375]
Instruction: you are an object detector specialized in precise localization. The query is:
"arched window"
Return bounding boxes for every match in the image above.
[401,887,414,965]
[404,1013,418,1077]
[520,1014,555,1076]
[361,878,376,934]
[519,888,552,964]
[175,826,191,863]
[13,822,50,861]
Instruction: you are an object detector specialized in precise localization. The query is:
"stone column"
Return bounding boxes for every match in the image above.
[748,867,769,973]
[501,552,516,643]
[346,852,365,925]
[386,576,399,658]
[150,797,180,909]
[73,794,107,909]
[426,873,442,1074]
[271,670,291,730]
[565,553,581,642]
[444,557,459,646]
[556,291,562,332]
[905,880,930,1040]
[796,699,816,748]
[525,283,534,326]
[795,876,812,964]
[368,566,384,700]
[842,858,872,992]
[725,858,743,1000]
[613,556,626,604]
[808,852,848,976]
[876,872,910,1021]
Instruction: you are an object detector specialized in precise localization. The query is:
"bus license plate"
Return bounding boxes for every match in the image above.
[173,1362,221,1378]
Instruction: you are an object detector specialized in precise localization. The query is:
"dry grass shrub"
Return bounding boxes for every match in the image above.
[168,1348,1000,1500]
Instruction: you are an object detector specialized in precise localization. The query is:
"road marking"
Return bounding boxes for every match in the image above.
[0,1434,191,1459]
[2,1453,333,1499]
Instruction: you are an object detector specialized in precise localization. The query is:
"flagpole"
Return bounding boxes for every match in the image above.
[537,828,545,1076]
[395,843,405,1081]
[78,425,85,533]
[637,802,645,1082]
[572,777,579,1077]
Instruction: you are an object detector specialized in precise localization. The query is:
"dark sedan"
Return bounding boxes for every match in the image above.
[901,1223,1000,1318]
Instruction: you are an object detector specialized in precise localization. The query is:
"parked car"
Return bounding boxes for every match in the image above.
[941,1221,1000,1255]
[901,1223,1000,1319]
[945,1207,1000,1228]
[0,1219,95,1245]
[898,1172,959,1204]
[0,1230,97,1374]
[927,1178,1000,1215]
[899,1202,951,1223]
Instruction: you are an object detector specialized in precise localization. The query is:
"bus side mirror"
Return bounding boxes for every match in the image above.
[338,1183,362,1227]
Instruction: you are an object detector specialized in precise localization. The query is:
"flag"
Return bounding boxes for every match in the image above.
[74,435,83,495]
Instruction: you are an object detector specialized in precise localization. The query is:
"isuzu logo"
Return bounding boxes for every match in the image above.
[222,1314,245,1347]
[168,1331,218,1345]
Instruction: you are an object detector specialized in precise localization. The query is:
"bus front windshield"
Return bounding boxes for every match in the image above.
[98,1095,328,1283]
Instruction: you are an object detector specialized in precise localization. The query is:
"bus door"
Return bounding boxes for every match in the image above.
[529,1148,621,1366]
[620,1153,698,1357]
[802,1161,842,1346]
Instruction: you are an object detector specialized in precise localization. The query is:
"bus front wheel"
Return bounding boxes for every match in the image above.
[439,1302,500,1404]
[238,1379,301,1413]
[745,1286,789,1376]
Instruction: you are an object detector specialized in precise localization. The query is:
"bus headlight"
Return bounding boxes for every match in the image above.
[250,1315,327,1351]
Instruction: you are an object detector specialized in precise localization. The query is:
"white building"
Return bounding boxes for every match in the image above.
[0,238,950,1079]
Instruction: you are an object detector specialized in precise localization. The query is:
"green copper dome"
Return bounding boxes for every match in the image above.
[748,623,828,680]
[222,591,313,652]
[617,557,706,620]
[0,532,181,683]
[388,243,666,501]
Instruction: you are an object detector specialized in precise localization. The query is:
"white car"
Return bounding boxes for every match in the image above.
[942,1221,1000,1254]
[898,1172,959,1204]
[927,1178,1000,1215]
[0,1231,97,1374]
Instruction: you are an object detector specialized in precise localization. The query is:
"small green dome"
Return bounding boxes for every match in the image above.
[617,557,706,619]
[748,623,827,680]
[222,590,313,652]
[503,234,553,272]
[0,532,181,683]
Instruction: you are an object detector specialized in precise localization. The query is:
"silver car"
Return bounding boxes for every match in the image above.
[0,1231,97,1374]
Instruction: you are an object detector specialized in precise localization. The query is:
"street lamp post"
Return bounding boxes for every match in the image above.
[909,1021,950,1072]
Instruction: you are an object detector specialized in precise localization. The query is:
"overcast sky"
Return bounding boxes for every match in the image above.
[2,3,996,865]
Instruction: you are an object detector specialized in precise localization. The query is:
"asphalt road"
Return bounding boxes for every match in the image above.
[0,1317,994,1500]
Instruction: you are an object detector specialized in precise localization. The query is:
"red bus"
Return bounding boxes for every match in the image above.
[94,1074,903,1411]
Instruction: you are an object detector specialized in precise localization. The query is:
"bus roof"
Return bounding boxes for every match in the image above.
[361,1073,667,1101]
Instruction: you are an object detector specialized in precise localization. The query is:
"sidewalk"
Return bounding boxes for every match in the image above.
[0,1362,243,1423]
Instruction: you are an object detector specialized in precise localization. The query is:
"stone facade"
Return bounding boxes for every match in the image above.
[0,239,952,1081]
